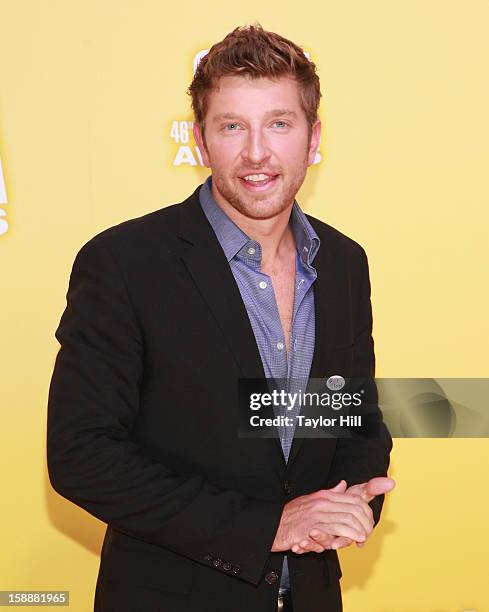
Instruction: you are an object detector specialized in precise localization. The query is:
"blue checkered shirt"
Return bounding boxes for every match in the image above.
[199,174,320,592]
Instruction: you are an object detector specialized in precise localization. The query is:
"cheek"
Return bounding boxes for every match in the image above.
[208,141,242,170]
[273,136,309,164]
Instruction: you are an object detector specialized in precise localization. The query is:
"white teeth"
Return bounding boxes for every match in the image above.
[243,174,270,182]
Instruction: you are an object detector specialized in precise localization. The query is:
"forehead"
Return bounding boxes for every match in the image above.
[206,75,304,120]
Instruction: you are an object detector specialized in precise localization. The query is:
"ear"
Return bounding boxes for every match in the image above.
[193,121,211,168]
[307,119,322,166]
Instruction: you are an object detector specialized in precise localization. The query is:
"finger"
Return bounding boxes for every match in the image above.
[309,528,331,540]
[312,521,366,543]
[313,502,373,536]
[311,481,347,498]
[316,491,374,524]
[306,530,335,549]
[313,511,369,539]
[345,483,368,500]
[298,538,325,553]
[329,480,347,493]
[291,541,323,554]
[331,536,353,550]
[365,477,396,498]
[347,478,396,498]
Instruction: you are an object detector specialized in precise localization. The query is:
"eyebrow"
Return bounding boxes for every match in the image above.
[211,109,298,123]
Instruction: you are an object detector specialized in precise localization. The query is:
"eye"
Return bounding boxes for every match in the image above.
[224,123,241,131]
[273,120,288,128]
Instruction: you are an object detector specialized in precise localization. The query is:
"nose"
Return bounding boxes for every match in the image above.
[242,128,271,167]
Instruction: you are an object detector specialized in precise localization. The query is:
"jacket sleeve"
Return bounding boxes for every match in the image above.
[47,235,284,585]
[325,246,393,525]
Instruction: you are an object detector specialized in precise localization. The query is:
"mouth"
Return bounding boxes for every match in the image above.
[238,173,280,192]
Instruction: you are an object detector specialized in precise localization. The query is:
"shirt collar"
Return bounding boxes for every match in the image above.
[199,175,320,266]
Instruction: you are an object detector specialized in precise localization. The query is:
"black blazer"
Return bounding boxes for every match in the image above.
[47,184,392,612]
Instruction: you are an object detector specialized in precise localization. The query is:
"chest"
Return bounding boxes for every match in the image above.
[262,257,296,347]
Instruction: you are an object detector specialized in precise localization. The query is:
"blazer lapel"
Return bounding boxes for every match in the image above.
[176,187,286,472]
[309,244,340,380]
[177,187,266,380]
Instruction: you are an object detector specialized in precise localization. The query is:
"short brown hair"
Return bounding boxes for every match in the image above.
[188,24,321,136]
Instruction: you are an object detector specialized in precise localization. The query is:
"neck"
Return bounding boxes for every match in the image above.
[211,187,296,266]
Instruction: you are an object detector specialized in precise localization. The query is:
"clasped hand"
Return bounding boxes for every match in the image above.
[271,477,395,554]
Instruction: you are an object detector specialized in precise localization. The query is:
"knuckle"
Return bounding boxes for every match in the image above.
[349,507,362,520]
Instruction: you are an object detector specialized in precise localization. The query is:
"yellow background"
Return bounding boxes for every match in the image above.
[1,1,488,610]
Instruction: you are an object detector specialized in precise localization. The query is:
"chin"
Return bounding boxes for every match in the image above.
[238,199,289,220]
[215,177,293,219]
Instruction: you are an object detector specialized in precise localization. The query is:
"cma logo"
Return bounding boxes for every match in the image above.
[173,49,321,168]
[0,158,7,236]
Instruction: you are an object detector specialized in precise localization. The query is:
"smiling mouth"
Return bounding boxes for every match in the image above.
[238,173,280,190]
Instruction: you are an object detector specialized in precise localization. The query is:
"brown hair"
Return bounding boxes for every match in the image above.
[188,24,321,138]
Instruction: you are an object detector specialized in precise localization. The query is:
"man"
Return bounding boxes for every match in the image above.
[47,24,394,612]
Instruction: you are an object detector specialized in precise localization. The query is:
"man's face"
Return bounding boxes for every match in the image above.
[193,75,321,220]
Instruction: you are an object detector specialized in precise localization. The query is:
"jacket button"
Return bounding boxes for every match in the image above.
[203,554,212,562]
[213,558,223,568]
[283,481,291,495]
[265,571,279,585]
[232,565,241,574]
[222,562,232,571]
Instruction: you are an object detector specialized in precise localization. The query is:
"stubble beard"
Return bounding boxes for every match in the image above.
[211,153,310,221]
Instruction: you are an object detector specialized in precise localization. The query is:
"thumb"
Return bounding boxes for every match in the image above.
[365,477,396,498]
[329,479,347,493]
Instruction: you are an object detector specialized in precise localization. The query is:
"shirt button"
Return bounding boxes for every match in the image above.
[259,281,267,289]
[247,247,256,255]
[276,342,284,350]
